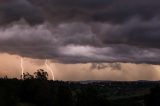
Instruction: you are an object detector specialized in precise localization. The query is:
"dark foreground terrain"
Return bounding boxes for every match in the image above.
[0,69,160,106]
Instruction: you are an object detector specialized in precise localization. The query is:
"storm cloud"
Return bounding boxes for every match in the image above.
[28,0,160,23]
[0,0,160,64]
[0,0,44,25]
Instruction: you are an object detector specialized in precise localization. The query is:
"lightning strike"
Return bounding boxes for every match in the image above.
[45,59,55,80]
[20,57,24,79]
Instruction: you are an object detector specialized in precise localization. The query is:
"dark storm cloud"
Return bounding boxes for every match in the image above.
[1,0,160,25]
[27,0,160,48]
[1,23,160,64]
[0,0,44,25]
[1,0,160,64]
[28,0,160,23]
[92,0,160,23]
[92,18,160,48]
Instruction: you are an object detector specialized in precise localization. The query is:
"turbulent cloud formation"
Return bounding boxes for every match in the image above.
[90,63,121,70]
[0,0,160,64]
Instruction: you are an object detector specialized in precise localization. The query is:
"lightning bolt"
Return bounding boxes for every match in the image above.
[45,59,55,80]
[20,57,24,79]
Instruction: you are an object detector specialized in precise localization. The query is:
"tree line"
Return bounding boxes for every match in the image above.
[0,69,160,106]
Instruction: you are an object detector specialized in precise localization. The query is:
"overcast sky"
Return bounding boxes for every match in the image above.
[0,0,160,80]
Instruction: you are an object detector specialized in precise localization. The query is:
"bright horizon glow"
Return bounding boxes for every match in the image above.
[0,54,160,81]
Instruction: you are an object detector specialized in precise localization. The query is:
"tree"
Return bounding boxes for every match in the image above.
[23,72,34,80]
[34,69,48,80]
